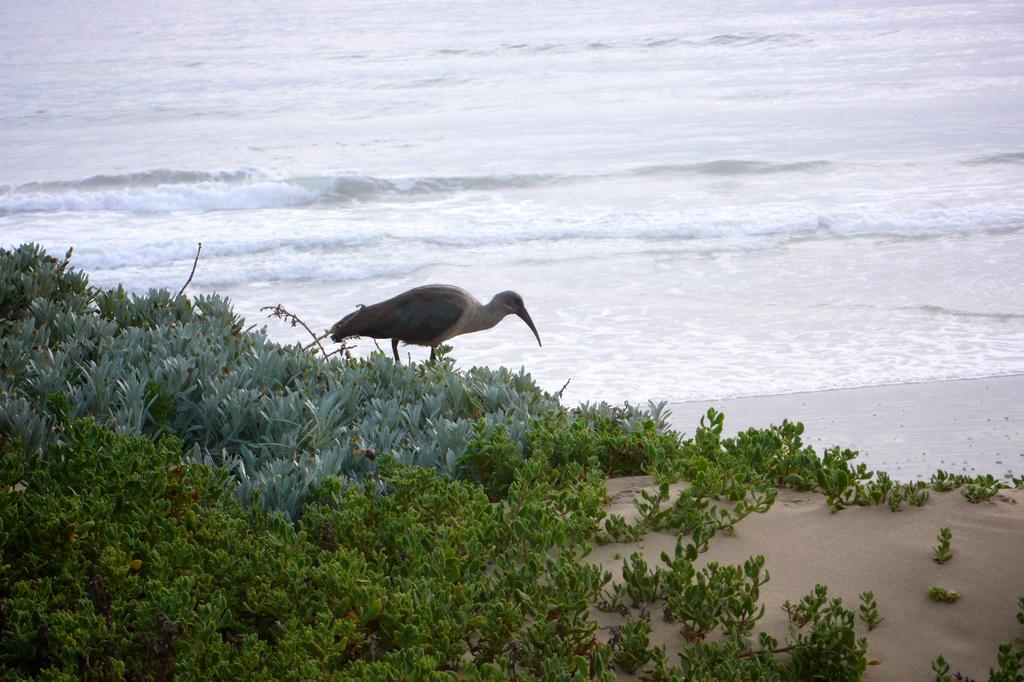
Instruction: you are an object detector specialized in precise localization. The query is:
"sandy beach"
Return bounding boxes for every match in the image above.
[667,374,1024,481]
[591,477,1024,680]
[583,375,1024,679]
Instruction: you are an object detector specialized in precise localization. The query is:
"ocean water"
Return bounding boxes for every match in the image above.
[2,0,1023,405]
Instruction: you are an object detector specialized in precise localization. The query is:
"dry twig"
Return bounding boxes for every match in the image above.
[554,377,572,400]
[302,332,331,352]
[176,242,202,298]
[261,304,347,361]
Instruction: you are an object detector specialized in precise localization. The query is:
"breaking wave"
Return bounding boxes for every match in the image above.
[0,161,834,214]
[962,152,1024,166]
[53,201,1024,289]
[436,32,810,57]
[901,304,1024,322]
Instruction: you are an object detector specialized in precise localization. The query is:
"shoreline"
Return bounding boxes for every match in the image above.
[667,374,1024,482]
[676,371,1024,404]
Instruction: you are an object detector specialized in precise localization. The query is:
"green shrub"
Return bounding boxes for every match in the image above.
[0,419,380,677]
[934,527,953,564]
[610,618,653,673]
[787,588,868,680]
[0,243,671,519]
[0,418,623,678]
[528,403,679,477]
[928,587,960,603]
[858,591,883,630]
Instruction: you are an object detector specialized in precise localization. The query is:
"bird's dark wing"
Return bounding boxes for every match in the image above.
[389,289,466,343]
[330,286,466,344]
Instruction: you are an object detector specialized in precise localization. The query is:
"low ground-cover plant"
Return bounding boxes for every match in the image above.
[1,419,380,679]
[963,475,1002,504]
[609,617,654,673]
[786,589,869,681]
[929,587,961,603]
[932,655,953,681]
[931,469,1011,502]
[0,419,621,678]
[859,591,883,630]
[529,402,678,478]
[935,527,954,564]
[666,583,866,680]
[622,552,665,606]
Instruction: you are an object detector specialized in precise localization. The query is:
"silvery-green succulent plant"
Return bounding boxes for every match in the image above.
[1,243,676,520]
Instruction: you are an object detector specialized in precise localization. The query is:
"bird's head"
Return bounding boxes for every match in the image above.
[492,290,542,347]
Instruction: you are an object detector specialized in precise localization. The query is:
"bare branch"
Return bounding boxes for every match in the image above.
[176,242,202,298]
[554,377,572,400]
[261,304,344,360]
[302,331,331,352]
[320,343,352,361]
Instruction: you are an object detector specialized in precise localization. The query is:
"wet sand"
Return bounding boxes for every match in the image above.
[666,374,1024,481]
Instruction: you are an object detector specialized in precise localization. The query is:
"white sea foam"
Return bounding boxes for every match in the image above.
[17,197,1020,289]
[0,182,319,213]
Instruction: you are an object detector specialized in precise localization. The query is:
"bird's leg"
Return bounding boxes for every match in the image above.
[429,346,436,363]
[391,338,400,363]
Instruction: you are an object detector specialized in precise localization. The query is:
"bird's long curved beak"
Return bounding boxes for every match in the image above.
[517,308,542,347]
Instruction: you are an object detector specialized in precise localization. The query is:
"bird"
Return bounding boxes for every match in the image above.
[328,285,542,362]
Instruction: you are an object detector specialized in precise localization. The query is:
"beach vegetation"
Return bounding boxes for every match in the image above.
[858,590,883,630]
[989,642,1024,682]
[963,475,1001,503]
[928,586,961,603]
[784,584,830,628]
[2,243,673,521]
[596,582,629,616]
[934,527,954,564]
[903,480,932,506]
[787,591,868,681]
[863,470,897,505]
[932,655,952,681]
[931,469,1009,502]
[0,416,621,679]
[596,512,646,544]
[931,469,961,492]
[622,552,665,605]
[656,524,771,647]
[4,243,1016,678]
[608,617,654,673]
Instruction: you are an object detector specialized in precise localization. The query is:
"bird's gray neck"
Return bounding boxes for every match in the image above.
[462,298,508,334]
